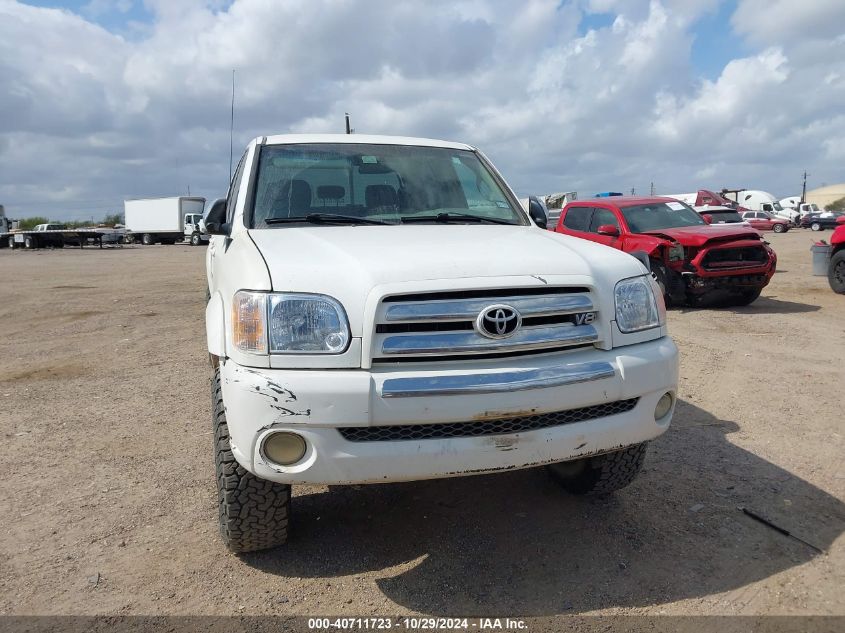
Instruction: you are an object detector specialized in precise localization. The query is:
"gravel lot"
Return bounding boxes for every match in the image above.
[0,230,843,617]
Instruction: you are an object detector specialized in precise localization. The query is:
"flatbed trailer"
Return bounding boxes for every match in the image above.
[2,228,124,250]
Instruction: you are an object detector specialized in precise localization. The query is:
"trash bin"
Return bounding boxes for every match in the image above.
[811,242,831,276]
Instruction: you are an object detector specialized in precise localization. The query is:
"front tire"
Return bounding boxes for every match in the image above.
[213,368,290,553]
[190,232,201,246]
[547,443,647,495]
[829,251,845,294]
[732,287,762,306]
[773,223,786,233]
[811,222,821,232]
[650,261,671,306]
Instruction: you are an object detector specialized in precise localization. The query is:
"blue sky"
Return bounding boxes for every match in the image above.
[2,0,844,220]
[24,0,152,33]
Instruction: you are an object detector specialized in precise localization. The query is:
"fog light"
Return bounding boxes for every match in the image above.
[262,432,307,466]
[654,392,674,420]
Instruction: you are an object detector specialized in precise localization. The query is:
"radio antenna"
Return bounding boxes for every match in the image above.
[229,69,235,182]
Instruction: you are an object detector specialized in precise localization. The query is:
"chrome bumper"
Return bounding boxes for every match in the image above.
[380,361,615,398]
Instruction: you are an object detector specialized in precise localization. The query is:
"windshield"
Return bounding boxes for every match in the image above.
[249,143,525,227]
[706,210,743,223]
[621,202,707,232]
[773,202,783,211]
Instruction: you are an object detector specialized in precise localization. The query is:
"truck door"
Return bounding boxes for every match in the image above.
[209,153,247,285]
[587,206,622,249]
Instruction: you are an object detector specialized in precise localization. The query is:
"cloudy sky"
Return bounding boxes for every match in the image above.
[1,0,844,221]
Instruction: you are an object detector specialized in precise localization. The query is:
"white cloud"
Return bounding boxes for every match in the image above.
[731,0,845,45]
[0,0,844,220]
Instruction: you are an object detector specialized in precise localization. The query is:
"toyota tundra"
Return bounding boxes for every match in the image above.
[202,135,679,552]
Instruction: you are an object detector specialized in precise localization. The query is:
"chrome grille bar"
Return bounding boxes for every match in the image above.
[380,361,615,397]
[381,324,598,356]
[384,294,593,322]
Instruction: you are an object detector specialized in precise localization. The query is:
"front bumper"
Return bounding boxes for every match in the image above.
[676,242,776,294]
[220,337,679,485]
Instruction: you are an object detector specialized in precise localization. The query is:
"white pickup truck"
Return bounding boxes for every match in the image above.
[203,134,679,552]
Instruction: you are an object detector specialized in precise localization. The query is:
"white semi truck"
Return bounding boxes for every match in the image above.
[124,196,208,245]
[724,190,799,222]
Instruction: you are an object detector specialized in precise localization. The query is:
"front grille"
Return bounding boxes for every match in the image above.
[337,398,638,442]
[372,286,600,363]
[702,246,768,270]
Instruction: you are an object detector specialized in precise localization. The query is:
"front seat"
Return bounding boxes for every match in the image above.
[365,184,398,213]
[270,179,312,218]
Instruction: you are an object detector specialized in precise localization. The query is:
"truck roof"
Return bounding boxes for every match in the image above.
[577,196,680,208]
[124,196,206,203]
[259,134,475,151]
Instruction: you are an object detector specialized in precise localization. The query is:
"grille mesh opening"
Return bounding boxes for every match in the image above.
[338,398,638,442]
[702,246,767,269]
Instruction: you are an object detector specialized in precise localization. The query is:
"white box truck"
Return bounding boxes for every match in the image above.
[124,196,207,245]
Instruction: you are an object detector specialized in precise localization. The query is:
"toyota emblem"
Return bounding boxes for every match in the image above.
[476,304,522,339]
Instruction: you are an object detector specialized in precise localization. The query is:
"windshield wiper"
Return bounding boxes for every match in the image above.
[400,212,517,225]
[265,213,392,226]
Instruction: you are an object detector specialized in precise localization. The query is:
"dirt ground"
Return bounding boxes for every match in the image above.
[0,230,843,618]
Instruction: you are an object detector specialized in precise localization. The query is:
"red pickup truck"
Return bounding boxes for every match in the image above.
[553,196,777,306]
[830,223,845,294]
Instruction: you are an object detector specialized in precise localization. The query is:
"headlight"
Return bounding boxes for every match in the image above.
[614,276,660,333]
[268,293,350,354]
[231,291,350,354]
[667,243,684,261]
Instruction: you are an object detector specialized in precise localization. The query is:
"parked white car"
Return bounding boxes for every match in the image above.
[202,134,679,552]
[693,205,751,227]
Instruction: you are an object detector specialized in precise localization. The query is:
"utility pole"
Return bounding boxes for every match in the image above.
[630,187,635,196]
[650,181,655,196]
[345,112,351,134]
[801,170,808,204]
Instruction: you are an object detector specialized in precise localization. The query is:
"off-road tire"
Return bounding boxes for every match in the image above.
[829,250,845,294]
[651,261,670,306]
[732,287,762,306]
[811,222,821,232]
[547,443,647,495]
[190,232,201,246]
[773,223,786,233]
[213,368,290,553]
[142,233,154,245]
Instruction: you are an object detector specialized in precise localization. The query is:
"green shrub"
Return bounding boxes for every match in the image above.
[826,196,845,212]
[17,216,50,230]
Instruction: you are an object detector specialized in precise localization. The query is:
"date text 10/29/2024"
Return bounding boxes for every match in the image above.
[308,618,528,631]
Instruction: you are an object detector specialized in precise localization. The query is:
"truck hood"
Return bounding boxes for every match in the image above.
[640,224,763,246]
[248,225,643,334]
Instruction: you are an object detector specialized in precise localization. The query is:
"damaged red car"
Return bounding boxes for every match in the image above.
[553,196,777,306]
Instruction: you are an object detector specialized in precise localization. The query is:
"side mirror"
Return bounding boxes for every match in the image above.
[527,196,548,229]
[701,214,713,224]
[597,224,619,237]
[203,198,229,235]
